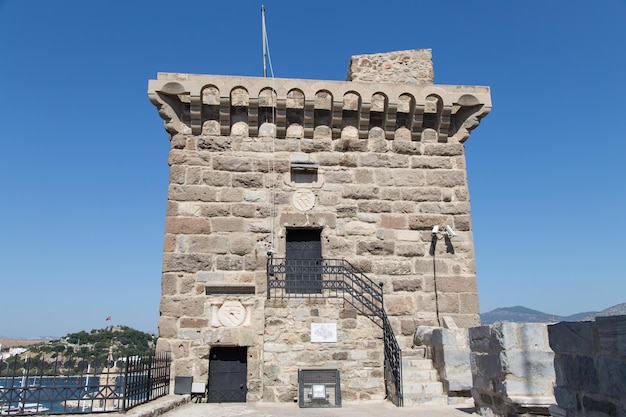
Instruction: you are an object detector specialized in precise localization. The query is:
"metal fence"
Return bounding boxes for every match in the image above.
[0,352,170,415]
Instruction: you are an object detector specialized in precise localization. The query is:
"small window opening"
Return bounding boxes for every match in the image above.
[291,166,318,184]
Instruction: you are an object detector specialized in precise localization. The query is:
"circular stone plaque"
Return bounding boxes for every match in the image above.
[217,301,246,327]
[292,190,316,211]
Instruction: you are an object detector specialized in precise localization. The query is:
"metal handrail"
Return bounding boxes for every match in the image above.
[266,256,403,406]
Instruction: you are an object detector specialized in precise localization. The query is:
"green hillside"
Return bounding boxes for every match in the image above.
[27,325,157,363]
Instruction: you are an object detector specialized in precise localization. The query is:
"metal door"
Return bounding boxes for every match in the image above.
[207,347,247,402]
[286,229,322,293]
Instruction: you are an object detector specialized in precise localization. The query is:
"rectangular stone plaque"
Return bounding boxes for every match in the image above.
[311,323,337,343]
[205,285,255,295]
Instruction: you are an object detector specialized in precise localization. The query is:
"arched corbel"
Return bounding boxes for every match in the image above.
[448,94,492,143]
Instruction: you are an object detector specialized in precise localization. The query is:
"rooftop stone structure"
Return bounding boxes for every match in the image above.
[148,49,491,406]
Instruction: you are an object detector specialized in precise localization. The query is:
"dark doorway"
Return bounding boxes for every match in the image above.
[207,347,247,403]
[286,229,322,294]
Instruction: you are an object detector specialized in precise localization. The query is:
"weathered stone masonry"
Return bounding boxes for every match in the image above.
[148,49,491,403]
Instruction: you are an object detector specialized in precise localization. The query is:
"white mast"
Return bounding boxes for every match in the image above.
[262,5,267,78]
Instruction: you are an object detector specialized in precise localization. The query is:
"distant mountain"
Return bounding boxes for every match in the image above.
[480,302,626,325]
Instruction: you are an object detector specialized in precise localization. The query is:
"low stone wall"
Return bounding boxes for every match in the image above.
[548,316,626,417]
[469,322,555,417]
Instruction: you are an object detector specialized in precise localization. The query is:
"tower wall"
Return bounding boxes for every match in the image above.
[148,50,491,402]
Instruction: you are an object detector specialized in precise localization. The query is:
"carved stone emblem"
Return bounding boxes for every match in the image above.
[217,301,246,327]
[293,190,315,211]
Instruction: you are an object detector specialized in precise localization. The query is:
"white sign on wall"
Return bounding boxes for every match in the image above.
[311,323,337,343]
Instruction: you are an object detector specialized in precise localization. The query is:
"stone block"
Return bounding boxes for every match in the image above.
[553,386,577,410]
[392,278,422,292]
[356,240,394,255]
[410,156,452,169]
[392,169,425,187]
[160,295,205,317]
[423,143,464,156]
[358,200,392,213]
[158,317,178,338]
[348,49,434,84]
[472,375,493,392]
[342,184,380,199]
[396,242,425,257]
[213,155,253,171]
[401,187,442,202]
[162,273,178,295]
[187,235,228,253]
[324,170,354,184]
[438,293,460,314]
[391,201,416,214]
[199,203,230,217]
[385,295,415,315]
[559,354,599,391]
[499,350,555,379]
[162,253,213,273]
[549,321,596,354]
[596,315,626,355]
[379,187,402,200]
[196,272,225,282]
[442,349,471,368]
[345,221,376,236]
[518,323,552,351]
[215,255,244,270]
[472,353,501,379]
[243,190,268,202]
[211,217,244,232]
[219,188,244,202]
[165,217,212,234]
[380,214,408,229]
[425,170,466,187]
[168,184,218,202]
[168,149,211,166]
[372,260,412,275]
[408,214,446,230]
[228,234,255,255]
[200,170,232,186]
[459,293,480,315]
[180,318,209,328]
[502,378,555,398]
[597,356,626,399]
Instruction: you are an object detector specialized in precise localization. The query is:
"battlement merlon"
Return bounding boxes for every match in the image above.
[148,73,491,143]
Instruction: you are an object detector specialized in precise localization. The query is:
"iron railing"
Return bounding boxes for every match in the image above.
[0,352,170,415]
[267,256,403,407]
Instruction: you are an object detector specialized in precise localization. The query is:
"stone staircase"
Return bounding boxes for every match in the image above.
[397,336,449,406]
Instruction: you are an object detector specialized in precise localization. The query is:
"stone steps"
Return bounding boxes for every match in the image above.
[401,349,448,407]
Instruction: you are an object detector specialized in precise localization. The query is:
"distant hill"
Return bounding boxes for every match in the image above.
[480,303,626,325]
[1,326,156,362]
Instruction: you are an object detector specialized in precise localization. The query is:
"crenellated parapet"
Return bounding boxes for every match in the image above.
[148,73,491,143]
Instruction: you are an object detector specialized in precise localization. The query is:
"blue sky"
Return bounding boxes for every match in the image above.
[1,1,624,338]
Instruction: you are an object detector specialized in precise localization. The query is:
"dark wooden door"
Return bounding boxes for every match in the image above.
[207,347,247,402]
[286,229,322,293]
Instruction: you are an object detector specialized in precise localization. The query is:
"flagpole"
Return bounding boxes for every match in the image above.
[262,5,267,78]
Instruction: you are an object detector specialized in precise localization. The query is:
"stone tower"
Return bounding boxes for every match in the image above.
[148,49,491,405]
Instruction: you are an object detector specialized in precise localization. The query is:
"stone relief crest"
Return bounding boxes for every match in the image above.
[292,190,315,211]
